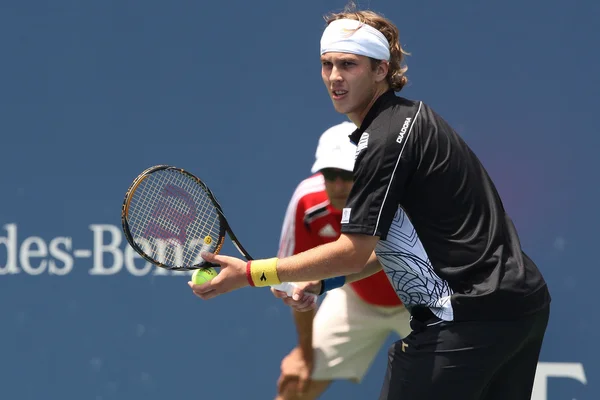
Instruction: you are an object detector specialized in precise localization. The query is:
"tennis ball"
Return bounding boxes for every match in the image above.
[191,267,217,284]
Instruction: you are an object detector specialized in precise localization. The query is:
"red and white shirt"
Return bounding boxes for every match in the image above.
[278,173,402,307]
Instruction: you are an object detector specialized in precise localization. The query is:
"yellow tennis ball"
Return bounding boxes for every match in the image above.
[191,267,217,284]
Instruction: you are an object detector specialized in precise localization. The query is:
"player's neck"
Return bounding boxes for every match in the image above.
[347,85,389,127]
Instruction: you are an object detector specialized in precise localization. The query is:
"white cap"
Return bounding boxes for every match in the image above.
[311,121,357,173]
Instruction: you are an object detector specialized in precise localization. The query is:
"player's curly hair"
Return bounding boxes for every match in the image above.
[324,3,410,92]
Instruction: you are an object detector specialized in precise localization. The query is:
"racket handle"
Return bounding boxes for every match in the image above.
[271,282,318,301]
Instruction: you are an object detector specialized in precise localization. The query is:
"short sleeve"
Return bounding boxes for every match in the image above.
[278,193,318,257]
[341,111,421,239]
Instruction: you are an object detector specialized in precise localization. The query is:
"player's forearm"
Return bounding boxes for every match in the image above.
[293,308,316,360]
[276,234,377,283]
[344,251,383,284]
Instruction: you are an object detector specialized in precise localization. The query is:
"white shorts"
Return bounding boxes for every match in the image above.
[311,285,412,382]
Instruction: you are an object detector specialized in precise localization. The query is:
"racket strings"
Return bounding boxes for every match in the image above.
[127,169,221,268]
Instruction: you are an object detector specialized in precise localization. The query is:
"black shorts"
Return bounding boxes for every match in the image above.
[379,305,550,400]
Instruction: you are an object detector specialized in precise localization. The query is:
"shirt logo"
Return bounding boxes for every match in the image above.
[401,342,409,352]
[341,208,351,224]
[355,132,369,160]
[396,117,412,144]
[339,24,363,37]
[318,224,338,238]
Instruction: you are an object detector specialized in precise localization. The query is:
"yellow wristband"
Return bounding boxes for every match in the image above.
[249,258,281,287]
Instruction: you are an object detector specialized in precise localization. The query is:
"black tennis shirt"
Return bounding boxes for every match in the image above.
[341,90,550,321]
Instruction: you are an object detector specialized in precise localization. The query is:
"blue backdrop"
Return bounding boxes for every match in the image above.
[0,1,597,399]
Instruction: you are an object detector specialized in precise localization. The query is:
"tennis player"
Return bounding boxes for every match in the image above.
[189,6,551,400]
[274,121,411,400]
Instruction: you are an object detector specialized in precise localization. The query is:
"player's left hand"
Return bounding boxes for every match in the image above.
[277,346,314,396]
[271,280,321,312]
[187,252,247,299]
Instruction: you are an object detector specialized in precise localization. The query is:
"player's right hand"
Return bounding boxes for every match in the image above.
[277,347,314,397]
[188,252,248,299]
[271,281,321,312]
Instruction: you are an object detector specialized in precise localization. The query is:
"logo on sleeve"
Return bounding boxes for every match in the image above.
[396,117,412,144]
[318,224,338,237]
[355,132,369,160]
[341,208,352,224]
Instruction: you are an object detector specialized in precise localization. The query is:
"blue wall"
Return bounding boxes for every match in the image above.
[0,1,597,399]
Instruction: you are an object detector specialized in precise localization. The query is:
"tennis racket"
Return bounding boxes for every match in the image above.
[121,164,316,300]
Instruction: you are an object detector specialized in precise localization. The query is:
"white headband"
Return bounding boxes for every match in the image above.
[320,19,390,61]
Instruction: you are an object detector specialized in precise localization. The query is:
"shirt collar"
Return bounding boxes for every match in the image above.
[349,89,397,144]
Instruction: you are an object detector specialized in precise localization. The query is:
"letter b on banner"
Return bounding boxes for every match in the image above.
[532,362,587,400]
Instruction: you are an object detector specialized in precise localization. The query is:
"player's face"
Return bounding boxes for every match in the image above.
[321,52,382,125]
[321,168,353,210]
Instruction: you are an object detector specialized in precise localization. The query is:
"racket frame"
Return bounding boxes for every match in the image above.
[121,164,254,270]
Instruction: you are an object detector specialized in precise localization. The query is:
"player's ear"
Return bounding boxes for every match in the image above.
[374,60,389,83]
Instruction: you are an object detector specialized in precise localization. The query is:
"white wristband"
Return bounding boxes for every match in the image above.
[271,282,318,301]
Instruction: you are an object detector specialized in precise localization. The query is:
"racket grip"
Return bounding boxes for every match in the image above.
[271,282,318,301]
